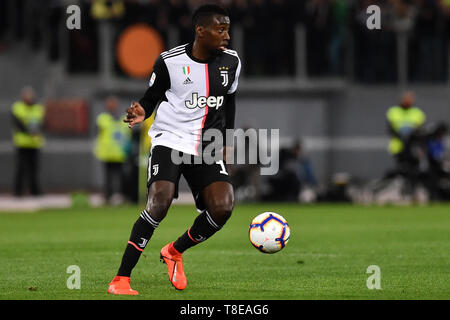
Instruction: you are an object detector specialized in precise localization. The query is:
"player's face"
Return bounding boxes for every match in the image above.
[203,15,230,52]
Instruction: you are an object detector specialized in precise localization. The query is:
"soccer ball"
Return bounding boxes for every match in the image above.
[249,212,290,254]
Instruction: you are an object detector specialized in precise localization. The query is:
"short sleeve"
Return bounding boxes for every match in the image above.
[139,55,171,118]
[148,55,170,93]
[227,57,241,94]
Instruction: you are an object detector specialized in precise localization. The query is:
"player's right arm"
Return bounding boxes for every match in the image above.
[124,55,170,128]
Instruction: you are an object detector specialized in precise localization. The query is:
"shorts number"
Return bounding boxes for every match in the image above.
[216,160,228,175]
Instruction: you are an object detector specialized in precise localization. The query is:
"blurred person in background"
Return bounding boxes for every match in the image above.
[94,96,132,205]
[291,140,317,189]
[422,122,450,200]
[263,140,317,202]
[91,0,125,20]
[263,144,299,202]
[316,172,352,203]
[11,86,45,197]
[386,91,426,194]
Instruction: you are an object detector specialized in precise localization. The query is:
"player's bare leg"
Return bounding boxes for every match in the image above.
[161,181,234,290]
[108,181,175,295]
[200,181,234,226]
[144,180,176,221]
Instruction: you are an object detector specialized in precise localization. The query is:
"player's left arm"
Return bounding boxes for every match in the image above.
[125,55,170,128]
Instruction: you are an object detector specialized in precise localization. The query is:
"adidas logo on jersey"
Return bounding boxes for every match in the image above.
[183,77,193,85]
[185,92,224,110]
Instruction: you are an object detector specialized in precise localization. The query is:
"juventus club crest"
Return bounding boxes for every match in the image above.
[152,164,159,176]
[138,237,148,248]
[219,66,229,87]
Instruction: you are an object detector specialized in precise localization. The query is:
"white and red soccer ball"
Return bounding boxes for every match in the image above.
[249,212,290,254]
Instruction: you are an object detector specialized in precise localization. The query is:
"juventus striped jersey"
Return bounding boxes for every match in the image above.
[139,42,241,155]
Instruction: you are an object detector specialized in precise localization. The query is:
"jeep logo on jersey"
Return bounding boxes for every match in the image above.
[185,93,224,110]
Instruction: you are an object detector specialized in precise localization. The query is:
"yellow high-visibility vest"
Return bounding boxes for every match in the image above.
[12,101,45,149]
[386,106,425,154]
[94,112,131,162]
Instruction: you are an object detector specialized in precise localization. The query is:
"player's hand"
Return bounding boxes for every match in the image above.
[124,101,145,128]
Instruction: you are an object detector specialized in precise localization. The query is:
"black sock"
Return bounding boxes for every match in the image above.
[173,210,222,253]
[117,210,160,277]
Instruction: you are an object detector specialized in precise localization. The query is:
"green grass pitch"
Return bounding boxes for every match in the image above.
[0,203,449,300]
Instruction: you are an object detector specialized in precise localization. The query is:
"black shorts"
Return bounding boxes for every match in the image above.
[147,145,232,211]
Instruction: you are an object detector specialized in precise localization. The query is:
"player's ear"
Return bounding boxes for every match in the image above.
[196,25,205,38]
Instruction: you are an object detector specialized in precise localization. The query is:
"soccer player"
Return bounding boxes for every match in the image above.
[107,4,241,294]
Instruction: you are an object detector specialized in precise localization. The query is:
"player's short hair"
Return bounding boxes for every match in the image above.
[192,4,229,28]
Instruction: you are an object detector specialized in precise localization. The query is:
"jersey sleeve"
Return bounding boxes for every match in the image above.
[139,55,171,119]
[227,56,241,94]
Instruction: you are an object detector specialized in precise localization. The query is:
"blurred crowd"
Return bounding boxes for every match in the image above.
[11,83,450,203]
[352,0,450,82]
[381,91,450,202]
[1,0,450,82]
[230,90,450,204]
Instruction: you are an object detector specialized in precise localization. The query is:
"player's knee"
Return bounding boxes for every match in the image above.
[208,196,234,226]
[146,191,172,221]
